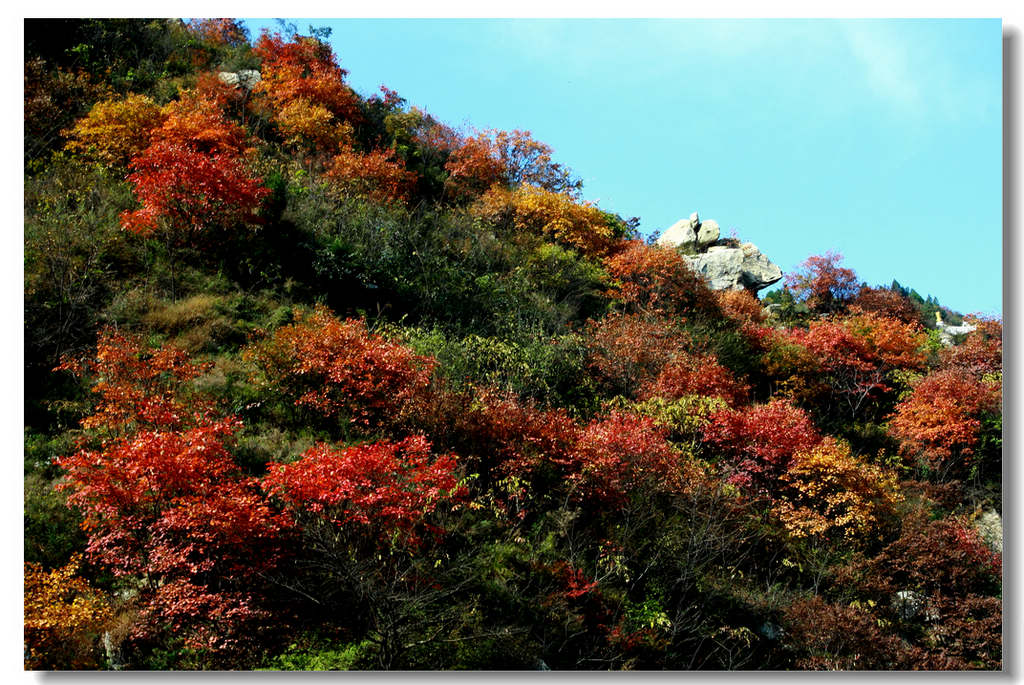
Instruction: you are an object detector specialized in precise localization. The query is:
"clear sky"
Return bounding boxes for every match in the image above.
[242,18,1003,316]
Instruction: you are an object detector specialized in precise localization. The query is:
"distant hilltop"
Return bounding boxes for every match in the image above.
[657,211,783,293]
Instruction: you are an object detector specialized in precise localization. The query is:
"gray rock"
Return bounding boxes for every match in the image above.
[683,243,783,293]
[696,218,720,248]
[975,509,1003,554]
[685,246,745,290]
[738,242,783,290]
[657,217,698,250]
[218,69,261,90]
[658,215,782,293]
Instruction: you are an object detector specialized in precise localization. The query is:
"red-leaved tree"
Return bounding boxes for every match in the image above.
[639,350,749,408]
[568,411,692,506]
[119,90,269,264]
[56,332,290,658]
[55,326,214,434]
[785,251,861,314]
[244,305,436,429]
[262,435,465,549]
[701,398,822,491]
[603,240,717,319]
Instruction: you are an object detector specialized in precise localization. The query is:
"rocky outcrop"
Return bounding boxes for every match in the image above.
[657,212,783,293]
[217,70,261,90]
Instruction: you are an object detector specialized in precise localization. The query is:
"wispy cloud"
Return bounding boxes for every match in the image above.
[838,21,925,116]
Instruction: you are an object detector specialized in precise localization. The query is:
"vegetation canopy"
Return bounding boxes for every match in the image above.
[24,18,1001,672]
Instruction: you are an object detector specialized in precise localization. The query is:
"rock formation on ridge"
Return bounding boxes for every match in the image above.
[656,211,783,293]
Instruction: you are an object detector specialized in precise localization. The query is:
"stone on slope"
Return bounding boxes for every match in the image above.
[683,243,783,293]
[656,217,698,250]
[696,218,720,248]
[738,242,783,290]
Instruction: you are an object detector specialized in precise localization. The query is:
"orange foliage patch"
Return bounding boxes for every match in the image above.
[326,145,418,204]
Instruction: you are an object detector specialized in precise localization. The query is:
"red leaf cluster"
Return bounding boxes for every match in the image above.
[120,91,268,239]
[888,368,1001,468]
[461,388,580,477]
[784,251,860,314]
[56,327,212,433]
[246,305,436,428]
[57,417,290,650]
[640,350,749,407]
[253,31,362,124]
[262,435,464,546]
[326,145,418,203]
[568,411,688,505]
[121,141,269,238]
[702,398,821,490]
[585,312,688,395]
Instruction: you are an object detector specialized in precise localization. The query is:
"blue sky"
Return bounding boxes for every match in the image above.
[243,18,1003,315]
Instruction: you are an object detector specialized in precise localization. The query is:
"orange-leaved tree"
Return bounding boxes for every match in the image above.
[252,30,362,127]
[887,368,1001,477]
[603,240,717,319]
[326,144,418,204]
[772,438,901,542]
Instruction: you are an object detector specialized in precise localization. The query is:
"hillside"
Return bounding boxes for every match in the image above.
[24,19,1002,671]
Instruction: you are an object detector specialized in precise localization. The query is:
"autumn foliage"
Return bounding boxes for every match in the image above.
[603,240,716,318]
[773,312,928,418]
[64,93,165,168]
[24,555,113,670]
[57,417,290,651]
[773,438,901,542]
[56,327,212,433]
[120,91,268,239]
[701,398,821,490]
[568,411,692,505]
[326,144,418,203]
[640,350,749,407]
[245,306,436,428]
[887,368,1001,471]
[585,313,687,395]
[785,251,861,314]
[473,184,617,258]
[26,20,1002,671]
[262,435,464,548]
[253,31,362,125]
